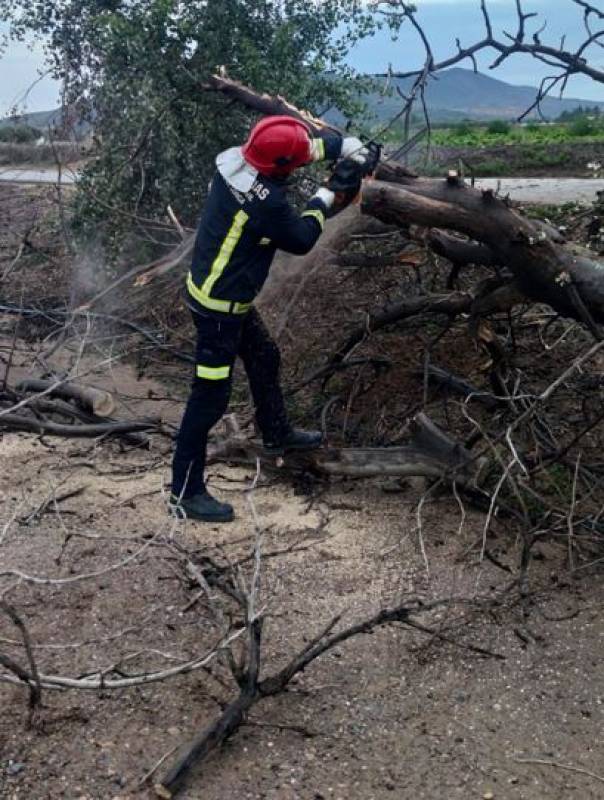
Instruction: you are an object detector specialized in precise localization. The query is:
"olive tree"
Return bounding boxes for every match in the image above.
[0,0,386,235]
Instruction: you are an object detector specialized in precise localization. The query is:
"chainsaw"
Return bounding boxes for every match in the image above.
[325,139,383,213]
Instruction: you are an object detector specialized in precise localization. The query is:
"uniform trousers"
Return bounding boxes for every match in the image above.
[171,306,289,498]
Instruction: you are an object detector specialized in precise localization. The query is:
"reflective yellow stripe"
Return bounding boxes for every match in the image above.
[201,209,249,297]
[301,208,326,230]
[187,272,252,315]
[197,364,231,380]
[311,138,325,160]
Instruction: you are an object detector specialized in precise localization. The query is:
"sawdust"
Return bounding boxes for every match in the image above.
[1,365,604,799]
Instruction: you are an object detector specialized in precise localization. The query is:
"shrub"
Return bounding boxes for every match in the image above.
[452,122,475,138]
[487,120,511,136]
[569,117,596,137]
[0,124,39,143]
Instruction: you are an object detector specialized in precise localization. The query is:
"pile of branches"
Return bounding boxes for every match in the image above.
[0,378,159,442]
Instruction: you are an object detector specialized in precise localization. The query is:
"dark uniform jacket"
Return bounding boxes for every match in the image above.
[187,131,342,315]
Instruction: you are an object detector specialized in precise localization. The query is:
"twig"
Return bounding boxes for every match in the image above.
[0,627,247,692]
[0,602,42,724]
[513,757,604,785]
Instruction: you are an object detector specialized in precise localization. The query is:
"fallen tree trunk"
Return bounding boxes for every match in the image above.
[364,172,604,327]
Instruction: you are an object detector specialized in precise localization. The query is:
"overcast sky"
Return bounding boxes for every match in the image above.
[0,0,602,115]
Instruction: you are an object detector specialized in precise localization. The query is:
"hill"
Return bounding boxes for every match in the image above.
[358,68,604,123]
[2,68,603,134]
[0,107,90,139]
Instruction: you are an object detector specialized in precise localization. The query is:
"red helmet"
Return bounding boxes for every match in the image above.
[242,116,312,176]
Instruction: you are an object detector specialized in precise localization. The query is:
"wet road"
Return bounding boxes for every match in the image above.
[1,168,603,204]
[474,177,604,205]
[0,168,78,185]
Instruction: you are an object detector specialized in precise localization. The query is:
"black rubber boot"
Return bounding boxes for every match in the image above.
[264,428,323,457]
[169,491,234,523]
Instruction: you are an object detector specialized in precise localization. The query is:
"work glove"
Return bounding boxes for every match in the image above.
[324,158,364,217]
[341,136,370,166]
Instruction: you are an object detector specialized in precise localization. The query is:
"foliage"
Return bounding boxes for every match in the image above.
[558,105,602,121]
[569,117,597,137]
[430,118,604,149]
[0,0,389,245]
[486,119,511,136]
[0,124,39,143]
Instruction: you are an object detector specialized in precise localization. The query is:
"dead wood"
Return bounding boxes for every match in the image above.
[362,176,604,327]
[156,619,263,799]
[157,591,503,797]
[331,250,421,270]
[0,413,159,439]
[156,599,434,797]
[16,378,115,418]
[209,413,486,488]
[0,602,41,724]
[427,230,501,269]
[326,291,474,368]
[421,365,501,409]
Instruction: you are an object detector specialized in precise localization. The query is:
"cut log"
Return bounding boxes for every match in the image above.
[16,379,115,418]
[209,413,486,488]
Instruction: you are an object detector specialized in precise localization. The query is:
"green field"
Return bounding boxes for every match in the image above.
[429,118,604,148]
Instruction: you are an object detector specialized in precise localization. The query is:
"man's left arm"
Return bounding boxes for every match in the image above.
[309,130,368,165]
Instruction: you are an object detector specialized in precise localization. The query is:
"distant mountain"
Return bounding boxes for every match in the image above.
[0,107,91,139]
[346,67,604,123]
[3,67,603,135]
[0,108,61,129]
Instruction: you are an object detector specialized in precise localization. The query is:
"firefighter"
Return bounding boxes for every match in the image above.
[170,115,368,522]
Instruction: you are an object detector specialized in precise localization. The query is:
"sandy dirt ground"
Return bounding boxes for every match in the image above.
[1,352,603,800]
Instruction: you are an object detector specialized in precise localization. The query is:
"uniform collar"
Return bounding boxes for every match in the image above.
[216,146,258,193]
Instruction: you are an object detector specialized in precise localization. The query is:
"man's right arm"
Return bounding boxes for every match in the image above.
[256,189,329,256]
